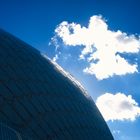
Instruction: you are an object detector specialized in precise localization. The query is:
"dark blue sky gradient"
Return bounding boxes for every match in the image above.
[0,0,140,52]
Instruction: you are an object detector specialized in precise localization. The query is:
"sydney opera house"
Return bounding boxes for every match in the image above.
[0,29,114,140]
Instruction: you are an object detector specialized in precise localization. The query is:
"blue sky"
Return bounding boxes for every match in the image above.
[0,0,140,139]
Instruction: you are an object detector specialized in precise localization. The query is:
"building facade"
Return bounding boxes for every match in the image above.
[0,29,114,140]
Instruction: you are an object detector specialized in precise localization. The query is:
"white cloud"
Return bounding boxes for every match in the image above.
[52,51,61,62]
[53,15,140,80]
[96,93,140,121]
[112,130,120,135]
[52,54,59,62]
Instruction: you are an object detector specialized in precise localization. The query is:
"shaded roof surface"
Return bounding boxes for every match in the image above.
[0,29,114,140]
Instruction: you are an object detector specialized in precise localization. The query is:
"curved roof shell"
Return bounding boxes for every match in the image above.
[0,29,114,140]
